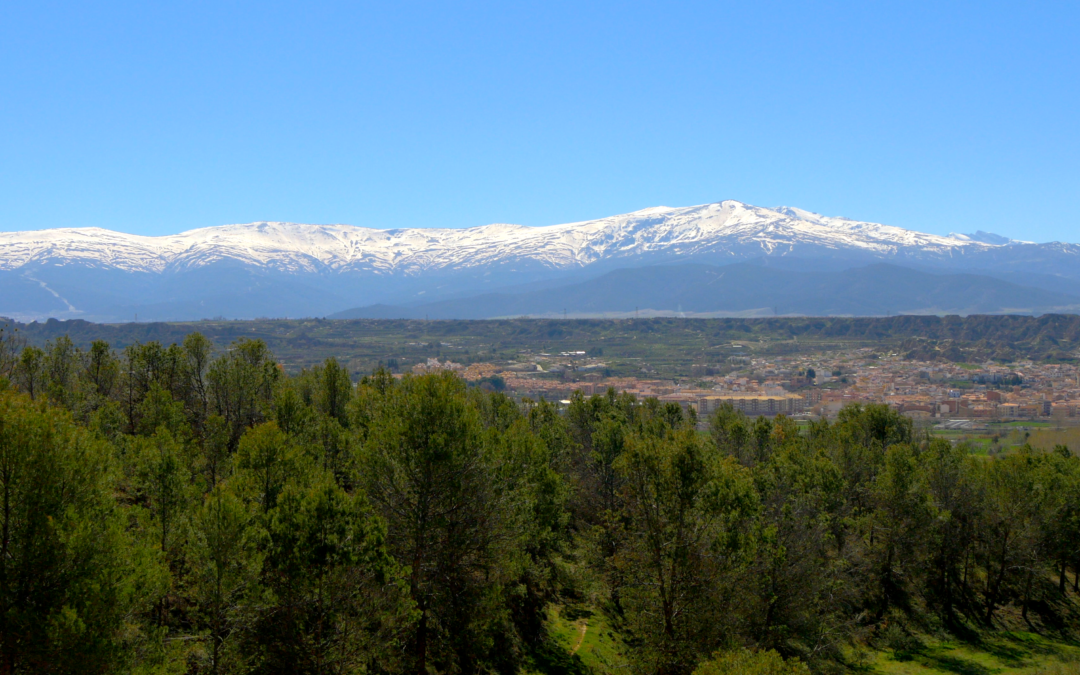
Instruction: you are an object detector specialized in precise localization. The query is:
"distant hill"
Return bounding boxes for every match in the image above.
[6,314,1080,367]
[329,263,1080,320]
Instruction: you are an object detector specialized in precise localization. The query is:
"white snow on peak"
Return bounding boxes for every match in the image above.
[947,230,1032,246]
[0,201,996,275]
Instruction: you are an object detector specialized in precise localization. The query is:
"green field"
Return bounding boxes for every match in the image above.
[995,422,1056,429]
[927,422,1080,457]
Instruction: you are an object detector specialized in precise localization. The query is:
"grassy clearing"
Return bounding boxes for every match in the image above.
[525,605,630,675]
[863,631,1080,674]
[549,605,630,674]
[532,606,1080,674]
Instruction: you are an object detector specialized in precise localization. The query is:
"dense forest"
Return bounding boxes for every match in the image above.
[2,330,1080,674]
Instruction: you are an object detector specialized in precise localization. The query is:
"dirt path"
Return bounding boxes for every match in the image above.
[570,620,588,655]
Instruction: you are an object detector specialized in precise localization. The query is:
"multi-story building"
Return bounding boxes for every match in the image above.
[697,393,805,417]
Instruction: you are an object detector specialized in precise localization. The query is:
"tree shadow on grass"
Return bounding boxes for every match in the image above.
[562,606,594,622]
[889,643,996,675]
[909,653,996,675]
[977,638,1029,666]
[944,622,1033,667]
[527,640,590,675]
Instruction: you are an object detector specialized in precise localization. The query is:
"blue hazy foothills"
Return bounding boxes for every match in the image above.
[1,1,1077,241]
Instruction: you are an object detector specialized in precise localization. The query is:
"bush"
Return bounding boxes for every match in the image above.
[694,649,809,675]
[880,623,924,654]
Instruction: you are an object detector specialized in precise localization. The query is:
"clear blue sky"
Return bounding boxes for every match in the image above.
[2,1,1078,241]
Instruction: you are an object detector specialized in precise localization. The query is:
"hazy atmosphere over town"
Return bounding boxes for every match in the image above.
[3,2,1080,675]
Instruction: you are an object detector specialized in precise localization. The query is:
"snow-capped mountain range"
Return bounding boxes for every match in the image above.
[0,201,1018,274]
[1,200,1077,321]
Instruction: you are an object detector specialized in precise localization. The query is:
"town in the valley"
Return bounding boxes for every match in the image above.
[411,348,1080,429]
